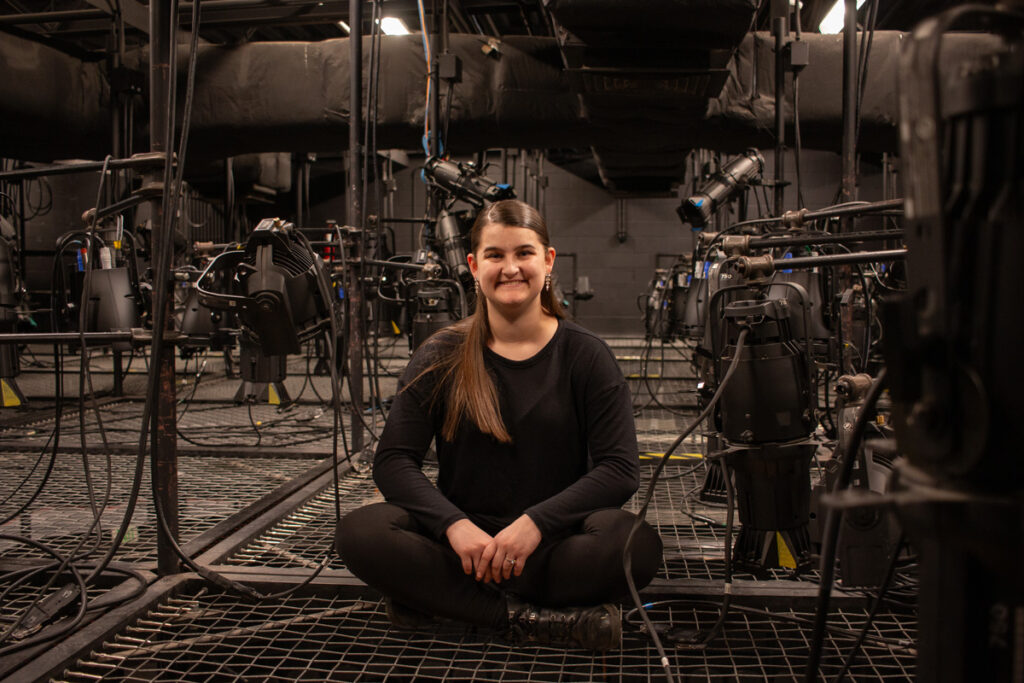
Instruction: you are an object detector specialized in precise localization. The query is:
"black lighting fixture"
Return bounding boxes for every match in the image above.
[196,218,337,404]
[422,156,516,210]
[196,218,334,356]
[678,149,764,229]
[714,297,816,573]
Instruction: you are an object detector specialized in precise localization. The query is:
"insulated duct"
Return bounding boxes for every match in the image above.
[0,28,1007,191]
[0,33,112,160]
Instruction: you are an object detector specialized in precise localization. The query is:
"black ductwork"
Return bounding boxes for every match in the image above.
[543,0,758,51]
[0,34,112,160]
[0,27,1006,194]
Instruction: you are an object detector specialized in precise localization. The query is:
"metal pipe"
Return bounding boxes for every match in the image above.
[0,155,166,182]
[748,229,904,249]
[429,1,440,160]
[0,331,134,344]
[0,0,339,25]
[347,0,365,453]
[359,258,431,271]
[149,0,180,577]
[771,249,906,270]
[840,0,858,227]
[803,197,902,220]
[0,8,105,24]
[773,16,787,215]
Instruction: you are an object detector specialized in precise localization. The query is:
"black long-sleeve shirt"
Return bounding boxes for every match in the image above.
[373,318,640,540]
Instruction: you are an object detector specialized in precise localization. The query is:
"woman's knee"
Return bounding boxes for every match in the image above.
[335,502,408,565]
[582,509,663,585]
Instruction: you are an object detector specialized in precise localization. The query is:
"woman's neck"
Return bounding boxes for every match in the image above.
[486,305,558,359]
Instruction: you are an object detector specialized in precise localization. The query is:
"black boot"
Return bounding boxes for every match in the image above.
[506,596,621,651]
[385,598,437,630]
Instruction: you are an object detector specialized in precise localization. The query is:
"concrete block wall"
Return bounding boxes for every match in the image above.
[375,148,889,336]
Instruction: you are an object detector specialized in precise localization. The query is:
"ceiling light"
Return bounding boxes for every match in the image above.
[818,0,866,34]
[379,17,411,35]
[337,21,350,34]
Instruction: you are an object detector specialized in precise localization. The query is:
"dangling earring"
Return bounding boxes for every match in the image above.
[544,273,551,292]
[474,279,480,294]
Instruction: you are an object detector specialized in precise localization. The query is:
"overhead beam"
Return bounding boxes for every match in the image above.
[83,0,149,33]
[38,4,350,35]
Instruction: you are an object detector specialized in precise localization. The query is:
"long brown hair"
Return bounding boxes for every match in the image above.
[420,199,564,443]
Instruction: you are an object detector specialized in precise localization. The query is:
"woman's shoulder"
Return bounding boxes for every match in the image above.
[558,319,622,371]
[559,319,616,355]
[401,324,465,383]
[416,325,464,357]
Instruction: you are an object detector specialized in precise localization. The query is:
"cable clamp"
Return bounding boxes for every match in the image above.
[11,583,81,640]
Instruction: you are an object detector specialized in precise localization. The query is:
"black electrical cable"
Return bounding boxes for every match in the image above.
[0,534,88,655]
[2,250,130,631]
[686,452,735,645]
[288,340,318,404]
[853,0,880,151]
[638,334,697,417]
[792,4,806,209]
[70,156,119,565]
[623,327,749,683]
[0,252,70,526]
[802,367,887,682]
[83,0,196,593]
[0,190,16,215]
[150,225,348,601]
[834,531,907,682]
[333,226,384,442]
[246,401,263,447]
[624,600,915,652]
[360,0,379,220]
[77,154,114,454]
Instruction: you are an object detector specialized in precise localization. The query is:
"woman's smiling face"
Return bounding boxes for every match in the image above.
[468,222,555,315]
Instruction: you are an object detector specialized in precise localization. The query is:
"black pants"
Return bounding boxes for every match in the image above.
[336,503,663,629]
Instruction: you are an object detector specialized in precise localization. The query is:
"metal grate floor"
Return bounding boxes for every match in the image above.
[1,337,919,682]
[223,452,838,585]
[0,450,320,565]
[0,398,357,454]
[55,587,916,682]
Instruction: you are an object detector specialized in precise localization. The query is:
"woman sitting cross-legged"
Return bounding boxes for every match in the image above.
[336,199,662,650]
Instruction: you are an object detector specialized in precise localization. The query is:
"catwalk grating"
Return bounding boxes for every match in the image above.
[2,336,919,682]
[226,455,834,586]
[0,399,357,454]
[54,585,916,682]
[0,451,321,564]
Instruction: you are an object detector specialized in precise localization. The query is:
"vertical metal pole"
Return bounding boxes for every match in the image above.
[149,0,180,576]
[17,173,27,281]
[773,16,787,216]
[295,154,305,228]
[840,0,858,226]
[224,157,233,241]
[348,0,364,453]
[112,350,124,397]
[836,0,859,372]
[538,151,546,216]
[426,0,441,221]
[429,0,440,160]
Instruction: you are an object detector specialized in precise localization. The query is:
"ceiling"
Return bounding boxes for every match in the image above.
[0,0,962,55]
[0,0,967,194]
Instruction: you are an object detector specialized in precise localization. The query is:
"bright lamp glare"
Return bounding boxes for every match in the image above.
[379,17,411,35]
[819,0,866,34]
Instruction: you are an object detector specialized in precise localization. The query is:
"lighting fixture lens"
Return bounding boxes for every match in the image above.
[818,0,866,34]
[337,21,350,34]
[379,17,411,35]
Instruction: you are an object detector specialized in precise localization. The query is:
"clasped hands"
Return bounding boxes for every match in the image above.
[445,514,541,584]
